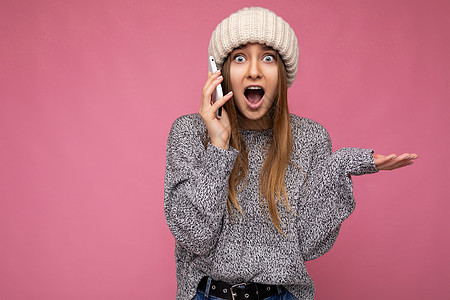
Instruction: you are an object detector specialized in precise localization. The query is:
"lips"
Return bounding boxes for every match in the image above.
[244,86,265,109]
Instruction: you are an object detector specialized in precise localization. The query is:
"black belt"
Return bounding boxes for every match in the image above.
[198,276,286,300]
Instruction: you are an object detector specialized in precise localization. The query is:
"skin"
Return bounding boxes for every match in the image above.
[373,153,418,170]
[199,43,418,170]
[229,44,279,130]
[199,70,233,150]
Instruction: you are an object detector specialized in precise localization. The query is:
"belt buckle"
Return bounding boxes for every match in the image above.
[230,282,247,300]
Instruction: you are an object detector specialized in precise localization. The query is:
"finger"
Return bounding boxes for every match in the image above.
[396,153,414,160]
[382,154,408,168]
[388,160,414,170]
[211,91,233,110]
[376,154,402,169]
[389,156,419,169]
[393,153,419,165]
[380,154,397,162]
[387,154,397,160]
[401,153,418,161]
[201,71,223,108]
[204,91,233,120]
[204,70,221,90]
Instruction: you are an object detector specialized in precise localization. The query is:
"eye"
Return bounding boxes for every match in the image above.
[234,55,246,63]
[263,55,275,63]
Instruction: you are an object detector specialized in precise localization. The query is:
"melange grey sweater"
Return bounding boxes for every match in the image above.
[164,113,378,300]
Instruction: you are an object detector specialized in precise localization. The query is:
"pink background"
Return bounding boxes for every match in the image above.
[1,0,449,299]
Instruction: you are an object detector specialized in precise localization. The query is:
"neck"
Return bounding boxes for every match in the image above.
[237,113,273,130]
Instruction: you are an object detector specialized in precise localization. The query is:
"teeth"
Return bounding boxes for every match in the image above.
[247,86,262,90]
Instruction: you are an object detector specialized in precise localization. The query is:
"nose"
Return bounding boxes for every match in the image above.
[247,58,262,80]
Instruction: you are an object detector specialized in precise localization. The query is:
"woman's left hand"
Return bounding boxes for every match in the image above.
[373,153,419,170]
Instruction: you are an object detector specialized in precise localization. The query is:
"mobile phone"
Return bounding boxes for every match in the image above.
[208,56,223,119]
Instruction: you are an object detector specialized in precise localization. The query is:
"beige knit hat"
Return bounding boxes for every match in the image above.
[208,7,299,87]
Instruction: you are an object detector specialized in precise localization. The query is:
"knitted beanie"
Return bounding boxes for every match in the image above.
[208,7,299,87]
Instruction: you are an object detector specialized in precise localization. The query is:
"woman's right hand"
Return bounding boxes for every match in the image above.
[199,70,234,150]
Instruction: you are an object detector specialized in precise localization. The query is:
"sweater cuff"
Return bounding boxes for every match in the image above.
[333,147,379,176]
[205,142,239,176]
[189,143,238,215]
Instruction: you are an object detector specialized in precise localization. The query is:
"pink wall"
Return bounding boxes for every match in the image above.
[1,0,448,299]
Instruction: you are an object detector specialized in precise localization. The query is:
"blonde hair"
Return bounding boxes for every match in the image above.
[208,50,294,234]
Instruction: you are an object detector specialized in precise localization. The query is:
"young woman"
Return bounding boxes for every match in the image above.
[164,7,417,300]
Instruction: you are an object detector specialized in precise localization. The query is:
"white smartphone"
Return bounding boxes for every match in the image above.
[208,56,223,119]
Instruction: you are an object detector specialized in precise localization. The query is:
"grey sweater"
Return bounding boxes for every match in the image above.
[164,113,378,300]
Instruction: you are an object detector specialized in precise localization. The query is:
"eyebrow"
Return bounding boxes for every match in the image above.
[233,44,275,51]
[261,45,275,51]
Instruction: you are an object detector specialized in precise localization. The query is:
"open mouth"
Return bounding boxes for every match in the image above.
[244,86,265,108]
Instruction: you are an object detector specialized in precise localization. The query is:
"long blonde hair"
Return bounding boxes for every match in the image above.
[207,51,293,234]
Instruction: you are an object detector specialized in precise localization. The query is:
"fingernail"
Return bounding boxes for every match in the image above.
[217,76,223,80]
[412,156,419,160]
[214,70,220,74]
[391,156,397,160]
[405,156,411,160]
[227,91,233,95]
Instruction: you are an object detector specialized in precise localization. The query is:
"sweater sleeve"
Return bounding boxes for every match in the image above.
[299,123,378,261]
[164,115,238,256]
